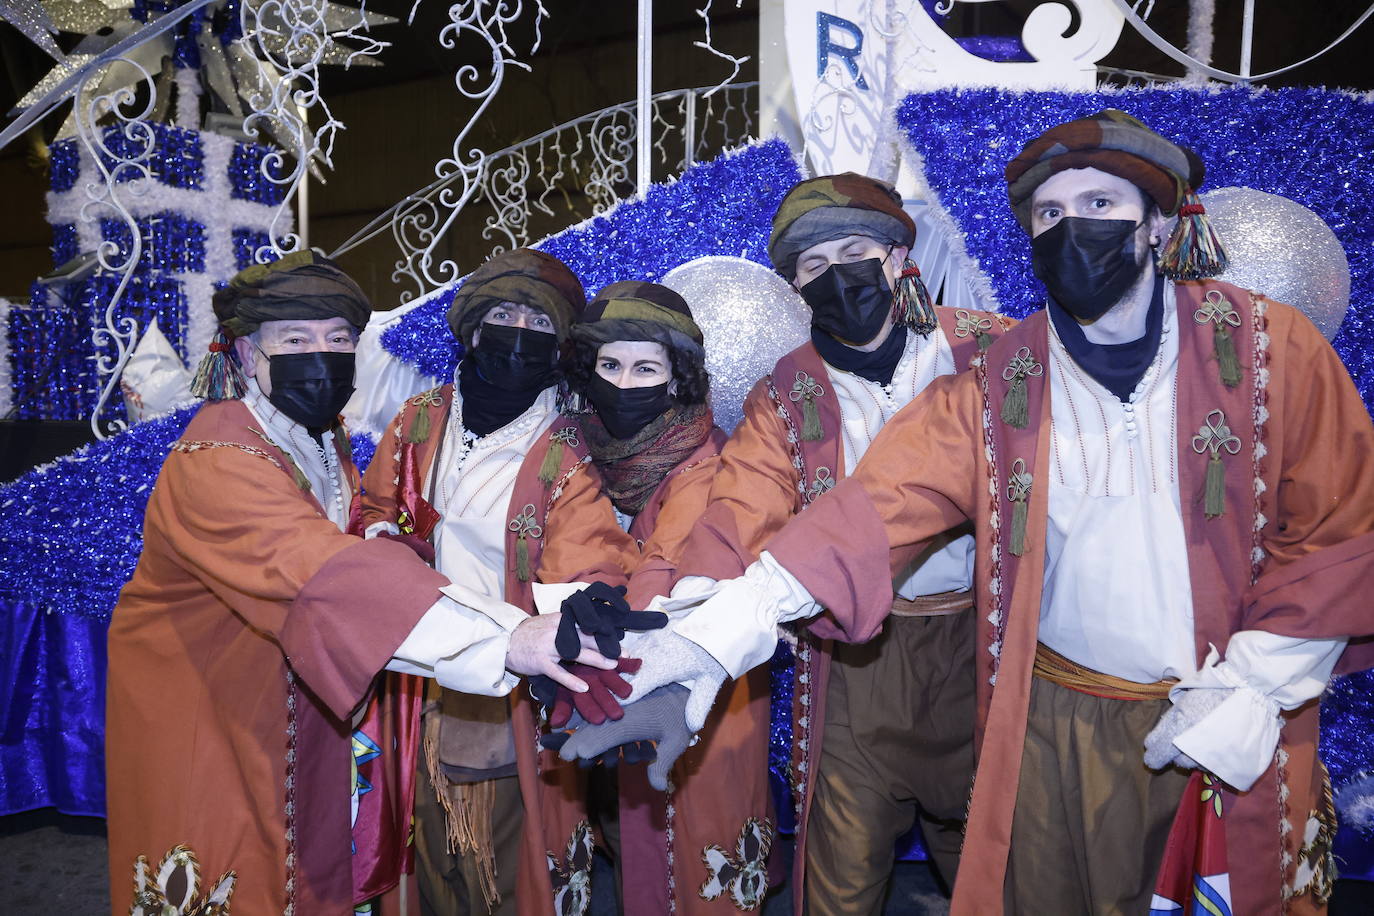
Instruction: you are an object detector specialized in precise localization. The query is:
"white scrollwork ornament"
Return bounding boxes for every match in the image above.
[75,53,156,438]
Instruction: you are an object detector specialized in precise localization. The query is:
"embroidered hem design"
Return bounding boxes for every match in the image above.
[129,844,236,915]
[699,817,774,911]
[547,820,594,916]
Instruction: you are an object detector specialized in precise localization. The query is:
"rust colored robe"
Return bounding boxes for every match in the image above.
[106,399,448,916]
[361,384,634,916]
[678,307,1008,909]
[762,281,1374,915]
[577,426,778,914]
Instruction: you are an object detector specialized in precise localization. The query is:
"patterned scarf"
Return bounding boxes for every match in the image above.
[581,402,714,517]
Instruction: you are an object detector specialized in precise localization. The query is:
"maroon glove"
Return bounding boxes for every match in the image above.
[550,657,642,727]
[376,530,436,565]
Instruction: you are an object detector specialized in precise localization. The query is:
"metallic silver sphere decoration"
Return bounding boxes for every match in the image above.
[1201,187,1351,340]
[661,256,811,433]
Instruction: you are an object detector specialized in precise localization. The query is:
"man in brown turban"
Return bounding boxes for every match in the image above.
[559,113,1374,915]
[361,248,649,914]
[106,252,614,916]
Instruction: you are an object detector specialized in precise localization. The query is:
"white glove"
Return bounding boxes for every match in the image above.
[619,627,728,733]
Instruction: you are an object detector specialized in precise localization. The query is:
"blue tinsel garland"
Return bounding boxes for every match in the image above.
[379,139,803,380]
[895,86,1374,414]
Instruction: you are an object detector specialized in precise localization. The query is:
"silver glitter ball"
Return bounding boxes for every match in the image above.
[1202,187,1351,340]
[661,256,811,433]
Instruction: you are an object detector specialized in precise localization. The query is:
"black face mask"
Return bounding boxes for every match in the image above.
[586,373,672,440]
[1030,217,1146,321]
[262,350,356,432]
[798,256,893,346]
[470,323,558,392]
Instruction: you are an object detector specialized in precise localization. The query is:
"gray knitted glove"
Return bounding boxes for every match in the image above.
[1143,688,1231,771]
[555,684,693,790]
[618,628,728,732]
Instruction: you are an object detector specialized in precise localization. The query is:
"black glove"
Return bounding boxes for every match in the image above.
[553,582,668,660]
[550,683,692,790]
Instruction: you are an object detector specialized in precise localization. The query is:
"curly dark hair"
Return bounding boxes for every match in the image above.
[564,337,710,408]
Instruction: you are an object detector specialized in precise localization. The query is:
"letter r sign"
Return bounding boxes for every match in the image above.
[816,12,869,90]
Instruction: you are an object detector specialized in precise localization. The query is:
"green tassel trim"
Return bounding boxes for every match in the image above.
[189,328,247,401]
[285,455,311,493]
[406,402,433,444]
[1001,376,1029,429]
[1010,499,1028,557]
[977,331,995,350]
[801,396,823,441]
[539,439,564,487]
[1213,323,1242,388]
[515,534,531,582]
[333,427,352,462]
[893,260,938,334]
[1204,455,1226,519]
[1159,188,1230,281]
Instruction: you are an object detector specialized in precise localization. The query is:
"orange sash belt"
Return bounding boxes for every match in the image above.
[1032,642,1177,701]
[889,590,972,618]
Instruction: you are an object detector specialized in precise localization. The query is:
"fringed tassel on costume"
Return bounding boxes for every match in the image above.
[189,327,247,400]
[1001,376,1029,429]
[333,426,352,462]
[1159,188,1229,281]
[893,261,938,334]
[1204,454,1227,518]
[407,403,433,444]
[539,439,564,487]
[284,454,312,493]
[1010,498,1028,557]
[516,534,531,581]
[424,722,500,910]
[1213,322,1242,388]
[800,395,823,441]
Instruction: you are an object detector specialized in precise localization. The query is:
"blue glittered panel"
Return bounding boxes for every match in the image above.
[48,141,79,193]
[0,406,196,617]
[229,142,291,206]
[896,86,1374,415]
[380,139,804,380]
[50,223,79,267]
[10,286,89,420]
[231,228,278,270]
[100,212,208,274]
[96,122,205,190]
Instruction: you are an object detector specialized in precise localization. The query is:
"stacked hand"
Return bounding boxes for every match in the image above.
[542,684,693,787]
[529,657,642,726]
[554,582,667,659]
[527,581,668,723]
[546,628,728,789]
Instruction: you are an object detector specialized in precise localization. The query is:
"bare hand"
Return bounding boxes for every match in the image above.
[506,612,616,692]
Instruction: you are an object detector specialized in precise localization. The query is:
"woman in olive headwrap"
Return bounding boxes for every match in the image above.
[550,280,777,914]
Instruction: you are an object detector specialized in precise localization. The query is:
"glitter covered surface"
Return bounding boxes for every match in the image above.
[896,86,1374,413]
[1201,186,1350,340]
[379,140,804,381]
[660,256,811,434]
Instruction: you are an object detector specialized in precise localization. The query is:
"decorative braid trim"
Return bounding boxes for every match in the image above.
[973,353,1006,686]
[283,668,299,916]
[1249,293,1272,581]
[172,439,287,474]
[763,374,809,505]
[545,455,592,516]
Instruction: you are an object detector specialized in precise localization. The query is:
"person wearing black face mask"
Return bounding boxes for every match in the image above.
[558,111,1374,916]
[360,248,666,915]
[550,280,775,914]
[546,175,1009,916]
[110,253,622,916]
